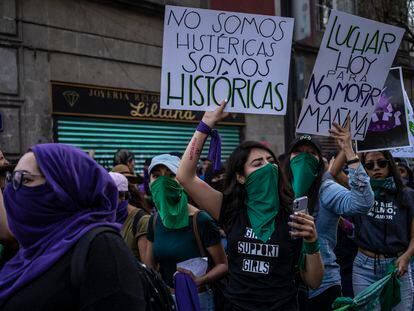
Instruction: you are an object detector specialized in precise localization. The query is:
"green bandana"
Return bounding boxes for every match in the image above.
[245,163,280,243]
[290,152,319,198]
[370,177,397,200]
[150,176,189,229]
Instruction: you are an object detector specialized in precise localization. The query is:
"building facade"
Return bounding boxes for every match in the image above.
[0,0,288,171]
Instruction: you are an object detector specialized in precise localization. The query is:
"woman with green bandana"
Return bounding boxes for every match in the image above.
[177,101,324,311]
[285,119,374,311]
[143,154,228,311]
[352,151,414,310]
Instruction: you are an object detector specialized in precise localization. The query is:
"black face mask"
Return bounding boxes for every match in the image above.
[210,179,225,192]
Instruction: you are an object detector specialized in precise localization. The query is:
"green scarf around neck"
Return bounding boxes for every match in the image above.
[150,176,189,229]
[370,177,397,200]
[290,152,319,198]
[245,163,280,243]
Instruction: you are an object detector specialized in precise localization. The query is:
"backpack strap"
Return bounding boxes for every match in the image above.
[153,212,158,236]
[192,210,207,258]
[70,226,120,289]
[132,209,148,236]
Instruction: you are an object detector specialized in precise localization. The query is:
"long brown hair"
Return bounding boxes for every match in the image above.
[222,141,293,230]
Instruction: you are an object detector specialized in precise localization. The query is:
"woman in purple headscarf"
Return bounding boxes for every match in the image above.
[0,144,146,310]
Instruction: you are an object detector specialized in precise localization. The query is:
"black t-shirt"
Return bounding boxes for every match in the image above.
[353,187,414,255]
[2,231,146,311]
[220,205,302,311]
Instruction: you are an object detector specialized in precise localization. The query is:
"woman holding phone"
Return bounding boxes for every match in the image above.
[284,119,374,310]
[177,101,324,311]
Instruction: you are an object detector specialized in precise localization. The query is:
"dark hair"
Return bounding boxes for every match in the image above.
[128,183,151,213]
[204,165,225,185]
[285,142,325,215]
[113,149,135,166]
[361,150,406,208]
[222,141,293,230]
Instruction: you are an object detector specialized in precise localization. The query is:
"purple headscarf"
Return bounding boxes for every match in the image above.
[116,200,128,224]
[0,143,119,303]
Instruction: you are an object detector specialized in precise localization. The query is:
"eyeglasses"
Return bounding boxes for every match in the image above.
[6,170,44,191]
[363,160,389,171]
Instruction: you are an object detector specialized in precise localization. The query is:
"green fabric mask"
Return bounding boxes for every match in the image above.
[290,152,319,198]
[245,163,280,243]
[150,176,189,229]
[370,177,397,200]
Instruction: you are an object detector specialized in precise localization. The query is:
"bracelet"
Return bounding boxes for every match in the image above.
[196,121,222,172]
[346,156,360,165]
[303,239,320,254]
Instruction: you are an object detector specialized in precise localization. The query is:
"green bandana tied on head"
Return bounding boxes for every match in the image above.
[290,152,319,198]
[370,177,397,200]
[245,163,280,243]
[150,176,189,229]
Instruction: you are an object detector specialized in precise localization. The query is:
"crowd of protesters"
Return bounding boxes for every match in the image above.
[0,101,414,311]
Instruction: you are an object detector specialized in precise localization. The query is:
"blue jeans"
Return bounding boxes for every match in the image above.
[353,252,413,311]
[411,259,414,311]
[173,289,215,311]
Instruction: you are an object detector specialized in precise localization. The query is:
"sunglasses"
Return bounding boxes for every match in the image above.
[363,159,389,171]
[6,170,44,191]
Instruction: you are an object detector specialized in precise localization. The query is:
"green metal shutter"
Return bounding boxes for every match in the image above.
[56,116,241,173]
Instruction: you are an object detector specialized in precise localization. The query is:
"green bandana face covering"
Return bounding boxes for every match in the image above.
[245,163,280,243]
[290,152,319,198]
[150,176,189,229]
[370,177,397,200]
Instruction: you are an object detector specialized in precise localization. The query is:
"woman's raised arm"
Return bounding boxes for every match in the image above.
[177,101,229,220]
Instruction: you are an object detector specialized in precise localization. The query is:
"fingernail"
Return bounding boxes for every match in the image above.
[224,98,228,103]
[294,212,299,215]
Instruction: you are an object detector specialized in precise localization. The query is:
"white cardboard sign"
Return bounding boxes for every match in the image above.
[296,10,404,140]
[391,91,414,158]
[160,5,294,115]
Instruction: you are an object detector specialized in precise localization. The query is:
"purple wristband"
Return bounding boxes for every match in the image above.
[197,121,222,172]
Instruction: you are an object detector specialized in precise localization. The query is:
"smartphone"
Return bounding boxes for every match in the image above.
[291,196,308,239]
[293,196,309,215]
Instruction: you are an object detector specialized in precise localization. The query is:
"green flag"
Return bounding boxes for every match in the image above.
[332,264,401,311]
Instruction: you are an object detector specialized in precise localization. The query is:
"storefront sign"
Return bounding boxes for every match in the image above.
[51,82,245,125]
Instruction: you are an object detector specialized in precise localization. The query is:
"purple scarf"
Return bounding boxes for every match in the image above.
[0,143,119,303]
[116,200,129,224]
[174,272,201,311]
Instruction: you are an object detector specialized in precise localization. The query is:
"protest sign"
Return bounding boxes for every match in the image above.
[391,90,414,158]
[160,5,294,115]
[296,10,404,140]
[357,67,410,152]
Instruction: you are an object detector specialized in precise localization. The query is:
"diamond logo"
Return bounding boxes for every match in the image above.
[63,90,79,107]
